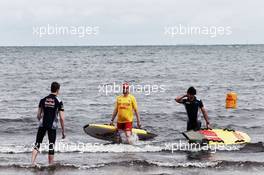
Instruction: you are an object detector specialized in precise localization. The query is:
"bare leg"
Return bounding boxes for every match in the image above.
[47,129,56,165]
[48,155,54,164]
[125,130,132,144]
[31,149,38,165]
[115,130,121,143]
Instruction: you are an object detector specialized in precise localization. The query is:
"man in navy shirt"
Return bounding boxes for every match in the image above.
[31,82,65,165]
[175,87,211,131]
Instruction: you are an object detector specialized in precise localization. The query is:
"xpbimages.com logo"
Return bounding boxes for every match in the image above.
[32,24,99,38]
[164,24,232,38]
[98,82,166,96]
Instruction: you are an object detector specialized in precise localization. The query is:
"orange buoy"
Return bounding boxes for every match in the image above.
[226,92,237,109]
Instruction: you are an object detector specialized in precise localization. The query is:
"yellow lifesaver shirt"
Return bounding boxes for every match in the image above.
[115,94,138,123]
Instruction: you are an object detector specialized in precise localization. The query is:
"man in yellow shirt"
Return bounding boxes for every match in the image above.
[110,83,141,143]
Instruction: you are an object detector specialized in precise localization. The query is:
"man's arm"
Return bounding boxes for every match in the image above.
[134,109,141,129]
[201,107,211,129]
[110,108,117,125]
[37,107,42,121]
[59,111,65,139]
[131,96,141,128]
[111,98,118,125]
[175,95,187,103]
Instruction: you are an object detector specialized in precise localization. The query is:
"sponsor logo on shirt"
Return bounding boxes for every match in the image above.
[45,98,55,108]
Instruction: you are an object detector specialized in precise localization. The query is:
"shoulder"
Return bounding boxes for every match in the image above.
[195,98,204,106]
[42,95,49,100]
[116,95,123,99]
[128,94,136,100]
[196,98,202,102]
[128,94,135,98]
[41,96,48,102]
[55,96,63,103]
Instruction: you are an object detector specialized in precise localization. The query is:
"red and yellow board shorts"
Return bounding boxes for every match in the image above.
[117,122,132,131]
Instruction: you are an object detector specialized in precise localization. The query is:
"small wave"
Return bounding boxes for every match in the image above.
[237,108,264,113]
[0,117,35,123]
[89,103,109,107]
[147,160,219,168]
[1,160,264,171]
[0,142,163,154]
[106,159,264,169]
[0,142,263,154]
[0,163,104,170]
[224,124,263,130]
[216,160,264,168]
[0,144,32,154]
[106,60,153,64]
[90,160,220,168]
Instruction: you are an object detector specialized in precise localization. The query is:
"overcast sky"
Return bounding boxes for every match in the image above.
[0,0,263,46]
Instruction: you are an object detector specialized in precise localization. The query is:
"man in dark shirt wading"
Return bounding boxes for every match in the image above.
[175,87,211,131]
[31,82,65,165]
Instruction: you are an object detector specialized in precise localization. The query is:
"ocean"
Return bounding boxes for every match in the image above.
[0,45,264,174]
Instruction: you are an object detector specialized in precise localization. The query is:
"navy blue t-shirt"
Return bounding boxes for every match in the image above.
[180,97,203,123]
[38,94,64,129]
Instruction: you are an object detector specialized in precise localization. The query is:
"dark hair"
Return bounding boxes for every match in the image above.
[51,82,60,93]
[187,86,196,95]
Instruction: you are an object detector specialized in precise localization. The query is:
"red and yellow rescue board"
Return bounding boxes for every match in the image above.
[83,124,157,142]
[182,128,250,145]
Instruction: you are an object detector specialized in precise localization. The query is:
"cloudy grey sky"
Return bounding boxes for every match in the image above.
[0,0,263,46]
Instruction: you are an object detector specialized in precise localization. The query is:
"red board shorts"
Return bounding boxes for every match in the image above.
[117,122,132,131]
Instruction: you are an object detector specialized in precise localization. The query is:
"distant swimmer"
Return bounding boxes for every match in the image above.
[31,82,65,165]
[175,87,211,131]
[110,82,141,144]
